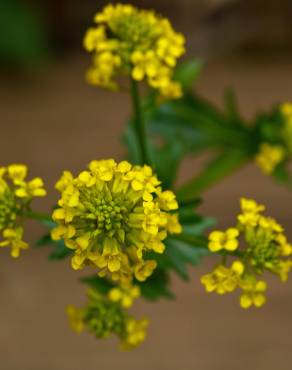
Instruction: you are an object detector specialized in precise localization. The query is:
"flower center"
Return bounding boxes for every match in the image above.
[95,199,128,232]
[109,14,159,50]
[79,188,132,238]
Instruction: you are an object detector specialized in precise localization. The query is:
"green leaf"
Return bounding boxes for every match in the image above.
[173,59,203,91]
[138,269,174,301]
[36,221,73,261]
[150,140,185,188]
[0,0,48,67]
[160,236,208,281]
[80,275,114,295]
[48,240,73,261]
[224,88,244,127]
[177,149,249,201]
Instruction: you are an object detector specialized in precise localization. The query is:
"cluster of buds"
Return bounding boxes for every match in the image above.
[67,286,148,350]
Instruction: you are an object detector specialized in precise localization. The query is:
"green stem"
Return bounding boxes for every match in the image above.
[130,78,150,165]
[23,210,52,222]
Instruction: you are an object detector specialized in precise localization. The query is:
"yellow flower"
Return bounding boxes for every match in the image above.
[52,159,181,282]
[202,198,292,308]
[237,197,265,228]
[239,277,267,309]
[208,227,239,252]
[66,305,85,334]
[281,102,292,117]
[0,164,46,258]
[84,3,185,99]
[121,318,149,350]
[108,284,140,308]
[274,260,292,282]
[201,261,244,295]
[255,143,285,175]
[134,260,157,282]
[276,234,292,257]
[0,227,28,258]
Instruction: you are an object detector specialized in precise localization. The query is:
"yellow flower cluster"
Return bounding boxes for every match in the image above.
[51,159,181,283]
[0,164,46,258]
[67,288,148,350]
[84,3,185,99]
[255,143,285,175]
[201,198,292,308]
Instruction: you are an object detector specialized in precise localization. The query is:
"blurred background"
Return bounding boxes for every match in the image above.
[1,1,292,369]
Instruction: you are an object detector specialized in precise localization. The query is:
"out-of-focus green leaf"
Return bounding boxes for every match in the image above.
[80,275,114,295]
[138,269,174,300]
[0,0,48,67]
[173,59,203,91]
[154,208,211,281]
[36,221,73,261]
[150,140,185,188]
[37,233,72,261]
[273,163,292,187]
[224,88,244,127]
[177,149,249,201]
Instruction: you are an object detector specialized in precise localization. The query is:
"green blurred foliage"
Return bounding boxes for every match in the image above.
[0,0,48,68]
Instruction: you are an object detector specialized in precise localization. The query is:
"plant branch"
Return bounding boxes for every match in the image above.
[23,210,52,222]
[130,78,150,165]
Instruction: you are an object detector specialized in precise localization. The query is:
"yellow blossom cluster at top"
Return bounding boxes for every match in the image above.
[51,159,181,283]
[67,287,148,350]
[84,3,185,99]
[0,164,46,258]
[201,198,292,309]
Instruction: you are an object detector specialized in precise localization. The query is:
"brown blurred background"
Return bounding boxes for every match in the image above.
[1,1,292,369]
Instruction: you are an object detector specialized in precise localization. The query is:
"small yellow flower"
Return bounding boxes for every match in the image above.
[275,260,292,282]
[276,234,292,256]
[52,159,181,282]
[121,318,149,350]
[281,102,292,117]
[255,143,285,175]
[134,260,157,282]
[108,284,140,308]
[208,228,239,252]
[201,261,244,295]
[238,197,265,228]
[66,305,85,334]
[84,3,185,99]
[0,227,28,258]
[239,277,267,309]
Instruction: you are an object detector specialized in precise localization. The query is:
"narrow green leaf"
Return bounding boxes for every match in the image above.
[173,59,203,91]
[177,149,249,201]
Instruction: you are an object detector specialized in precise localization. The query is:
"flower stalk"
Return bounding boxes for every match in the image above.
[130,78,150,165]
